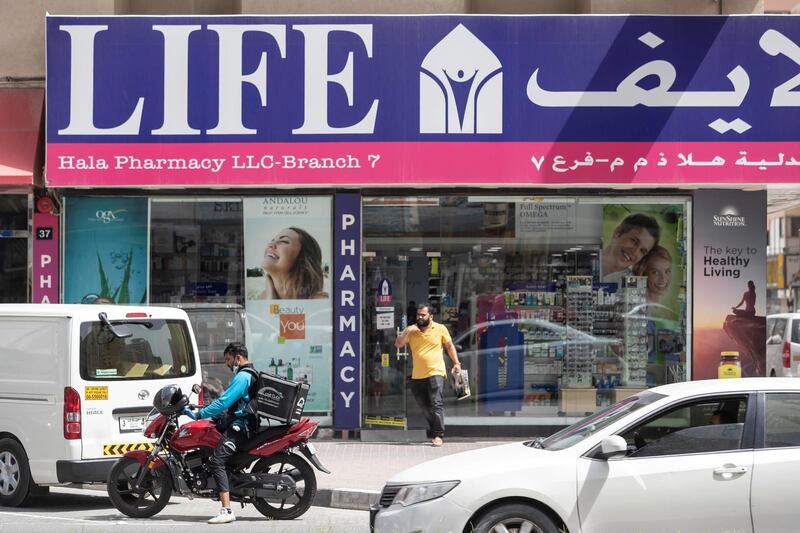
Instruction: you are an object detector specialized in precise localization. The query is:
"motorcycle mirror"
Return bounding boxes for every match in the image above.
[192,383,202,396]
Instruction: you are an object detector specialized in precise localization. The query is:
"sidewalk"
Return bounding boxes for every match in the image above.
[311,438,515,511]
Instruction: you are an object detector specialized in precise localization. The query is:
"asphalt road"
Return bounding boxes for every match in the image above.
[0,487,371,533]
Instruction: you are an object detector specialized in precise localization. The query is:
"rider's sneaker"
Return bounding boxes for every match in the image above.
[208,507,236,524]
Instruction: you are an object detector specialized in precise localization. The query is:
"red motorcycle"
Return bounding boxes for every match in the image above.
[107,384,329,520]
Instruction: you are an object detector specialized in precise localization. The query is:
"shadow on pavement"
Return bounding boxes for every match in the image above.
[9,492,113,512]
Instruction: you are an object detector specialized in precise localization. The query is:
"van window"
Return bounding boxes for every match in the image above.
[773,318,788,340]
[80,320,196,380]
[792,320,800,344]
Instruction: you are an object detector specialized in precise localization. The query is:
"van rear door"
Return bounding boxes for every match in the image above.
[74,316,200,459]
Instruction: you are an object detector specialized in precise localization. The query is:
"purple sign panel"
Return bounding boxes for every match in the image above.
[333,193,361,429]
[46,15,800,186]
[32,212,60,304]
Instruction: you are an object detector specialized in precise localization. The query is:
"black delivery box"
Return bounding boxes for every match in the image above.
[253,372,309,424]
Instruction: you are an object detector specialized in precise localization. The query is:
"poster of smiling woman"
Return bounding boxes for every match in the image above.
[243,196,333,412]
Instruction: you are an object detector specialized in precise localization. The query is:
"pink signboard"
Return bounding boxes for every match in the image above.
[45,141,800,188]
[32,212,60,304]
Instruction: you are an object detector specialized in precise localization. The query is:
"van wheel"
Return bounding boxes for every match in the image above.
[0,438,33,507]
[472,503,561,533]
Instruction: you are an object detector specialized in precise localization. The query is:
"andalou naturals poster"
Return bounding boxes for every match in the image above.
[243,196,333,412]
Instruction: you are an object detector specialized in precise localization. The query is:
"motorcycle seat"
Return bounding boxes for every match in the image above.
[241,423,292,451]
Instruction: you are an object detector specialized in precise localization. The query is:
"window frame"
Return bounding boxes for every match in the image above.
[772,318,788,341]
[587,392,757,460]
[791,319,800,344]
[757,391,800,450]
[79,319,197,381]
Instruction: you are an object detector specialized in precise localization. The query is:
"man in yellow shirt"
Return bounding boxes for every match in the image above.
[395,303,461,447]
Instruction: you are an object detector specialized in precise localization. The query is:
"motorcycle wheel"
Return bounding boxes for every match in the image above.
[251,452,316,520]
[107,456,172,518]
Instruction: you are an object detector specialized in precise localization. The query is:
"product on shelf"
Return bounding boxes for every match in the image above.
[616,276,649,387]
[564,276,594,389]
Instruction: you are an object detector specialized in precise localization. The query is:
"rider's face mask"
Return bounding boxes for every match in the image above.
[226,354,239,373]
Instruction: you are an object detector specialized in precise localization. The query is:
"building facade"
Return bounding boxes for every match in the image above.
[40,13,791,435]
[3,0,798,436]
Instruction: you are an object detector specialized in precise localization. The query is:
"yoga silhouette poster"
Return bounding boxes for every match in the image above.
[243,196,333,412]
[693,190,767,380]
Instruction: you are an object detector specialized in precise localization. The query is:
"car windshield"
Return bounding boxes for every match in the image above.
[538,390,666,450]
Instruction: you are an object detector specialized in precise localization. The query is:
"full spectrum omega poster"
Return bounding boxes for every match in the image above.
[243,196,333,412]
[693,190,767,380]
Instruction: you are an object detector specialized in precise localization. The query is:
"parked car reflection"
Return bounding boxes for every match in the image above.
[448,318,621,412]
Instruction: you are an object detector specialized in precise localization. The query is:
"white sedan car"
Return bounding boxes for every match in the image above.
[372,378,800,533]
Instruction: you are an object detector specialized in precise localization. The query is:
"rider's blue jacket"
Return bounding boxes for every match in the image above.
[198,364,255,429]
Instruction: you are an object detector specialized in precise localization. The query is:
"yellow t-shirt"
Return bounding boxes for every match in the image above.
[408,321,452,379]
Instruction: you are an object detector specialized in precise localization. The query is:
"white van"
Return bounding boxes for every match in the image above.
[767,312,800,377]
[0,304,202,506]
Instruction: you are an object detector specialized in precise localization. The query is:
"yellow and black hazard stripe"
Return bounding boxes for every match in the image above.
[103,442,155,456]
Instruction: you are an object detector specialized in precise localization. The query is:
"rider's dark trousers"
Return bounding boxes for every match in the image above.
[209,422,248,493]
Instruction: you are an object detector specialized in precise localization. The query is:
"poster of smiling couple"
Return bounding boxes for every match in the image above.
[243,196,333,412]
[602,203,687,372]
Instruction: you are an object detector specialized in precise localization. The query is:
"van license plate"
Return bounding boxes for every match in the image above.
[119,416,147,433]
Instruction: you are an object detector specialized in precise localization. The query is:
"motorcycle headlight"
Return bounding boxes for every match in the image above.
[393,481,460,507]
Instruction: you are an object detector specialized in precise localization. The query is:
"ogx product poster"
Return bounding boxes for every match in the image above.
[693,190,767,380]
[63,197,148,304]
[244,196,333,412]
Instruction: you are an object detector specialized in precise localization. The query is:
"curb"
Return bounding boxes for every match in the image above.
[315,488,380,511]
[77,483,381,512]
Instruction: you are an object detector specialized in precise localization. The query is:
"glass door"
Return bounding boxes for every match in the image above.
[362,253,413,429]
[0,195,30,303]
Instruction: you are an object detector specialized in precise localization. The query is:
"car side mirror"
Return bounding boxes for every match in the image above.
[768,334,782,345]
[192,383,202,395]
[597,435,628,460]
[455,344,463,352]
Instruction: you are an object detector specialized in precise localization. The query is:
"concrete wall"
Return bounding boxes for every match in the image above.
[0,0,767,79]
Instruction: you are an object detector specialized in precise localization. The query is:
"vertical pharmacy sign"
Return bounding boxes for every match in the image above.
[333,193,361,429]
[243,196,333,412]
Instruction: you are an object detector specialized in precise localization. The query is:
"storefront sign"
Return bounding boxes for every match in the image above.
[376,313,394,330]
[376,278,392,304]
[63,197,148,304]
[516,200,575,233]
[46,16,800,187]
[32,212,60,304]
[787,255,800,288]
[693,190,767,379]
[333,193,361,429]
[243,196,333,412]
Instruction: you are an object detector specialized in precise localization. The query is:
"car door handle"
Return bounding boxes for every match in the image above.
[713,465,749,478]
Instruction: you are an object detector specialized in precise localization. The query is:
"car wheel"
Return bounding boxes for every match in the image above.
[0,438,34,507]
[473,503,561,533]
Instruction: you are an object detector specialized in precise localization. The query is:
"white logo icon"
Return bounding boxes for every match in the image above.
[420,24,503,134]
